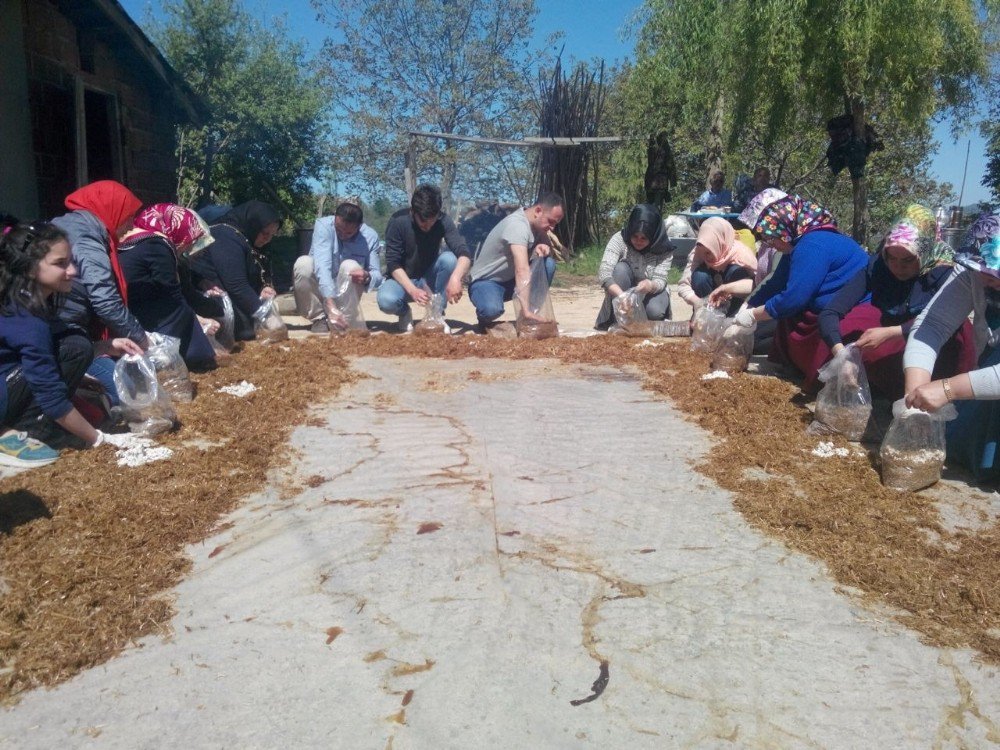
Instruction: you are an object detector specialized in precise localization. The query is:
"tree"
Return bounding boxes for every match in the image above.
[152,0,330,220]
[313,0,540,209]
[629,0,991,243]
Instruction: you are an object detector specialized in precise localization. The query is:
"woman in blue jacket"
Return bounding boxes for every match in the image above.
[0,224,138,467]
[731,193,868,390]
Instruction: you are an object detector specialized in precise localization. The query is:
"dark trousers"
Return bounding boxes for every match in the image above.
[2,333,92,431]
[690,263,754,317]
[595,261,672,330]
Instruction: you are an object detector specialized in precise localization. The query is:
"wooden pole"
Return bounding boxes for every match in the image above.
[404,135,417,199]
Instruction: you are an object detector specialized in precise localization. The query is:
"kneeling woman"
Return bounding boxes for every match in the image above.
[594,204,673,330]
[732,193,868,390]
[0,225,138,466]
[905,214,1000,483]
[677,216,757,317]
[119,204,219,371]
[189,201,280,341]
[818,205,975,400]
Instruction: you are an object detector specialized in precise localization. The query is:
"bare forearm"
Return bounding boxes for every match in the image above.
[56,408,98,446]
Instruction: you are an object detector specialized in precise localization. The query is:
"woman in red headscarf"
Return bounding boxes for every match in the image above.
[50,181,146,404]
[118,204,220,371]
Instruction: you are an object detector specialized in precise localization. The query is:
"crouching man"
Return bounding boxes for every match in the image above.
[293,202,381,332]
[377,185,470,332]
[461,193,563,333]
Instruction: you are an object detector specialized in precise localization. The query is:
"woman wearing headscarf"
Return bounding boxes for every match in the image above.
[731,193,868,389]
[50,180,146,405]
[904,214,1000,482]
[594,204,674,330]
[677,216,757,317]
[816,204,975,400]
[189,200,281,341]
[118,204,219,371]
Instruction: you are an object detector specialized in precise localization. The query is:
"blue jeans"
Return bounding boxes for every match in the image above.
[87,355,120,406]
[377,252,457,315]
[469,256,556,323]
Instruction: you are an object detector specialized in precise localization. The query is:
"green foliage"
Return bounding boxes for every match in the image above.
[312,0,540,206]
[152,0,330,221]
[559,243,605,279]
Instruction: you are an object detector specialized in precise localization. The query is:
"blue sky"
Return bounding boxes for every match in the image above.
[121,0,991,205]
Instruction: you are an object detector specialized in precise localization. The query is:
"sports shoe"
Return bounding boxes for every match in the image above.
[310,318,330,334]
[0,431,60,468]
[397,307,413,333]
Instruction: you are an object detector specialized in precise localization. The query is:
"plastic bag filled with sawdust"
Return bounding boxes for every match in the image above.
[414,291,448,335]
[879,399,957,491]
[809,344,872,441]
[612,288,689,337]
[145,332,193,402]
[253,298,289,344]
[215,292,237,351]
[328,272,369,337]
[513,257,558,339]
[113,354,177,437]
[710,321,754,373]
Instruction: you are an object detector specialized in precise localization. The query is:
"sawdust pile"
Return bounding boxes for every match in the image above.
[0,341,357,701]
[1,332,998,703]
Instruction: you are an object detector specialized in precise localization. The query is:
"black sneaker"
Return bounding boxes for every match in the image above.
[310,318,330,334]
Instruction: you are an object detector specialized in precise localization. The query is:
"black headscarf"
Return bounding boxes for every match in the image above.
[220,201,281,244]
[621,204,671,254]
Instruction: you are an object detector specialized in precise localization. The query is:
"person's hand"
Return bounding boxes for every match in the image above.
[905,381,949,413]
[260,286,277,300]
[198,315,220,335]
[110,337,144,357]
[534,244,552,258]
[204,285,225,297]
[734,306,756,328]
[349,269,368,285]
[409,285,431,306]
[708,284,732,306]
[446,274,464,304]
[856,326,898,350]
[634,279,655,296]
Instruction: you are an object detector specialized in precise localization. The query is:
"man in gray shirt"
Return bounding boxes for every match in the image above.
[458,193,564,332]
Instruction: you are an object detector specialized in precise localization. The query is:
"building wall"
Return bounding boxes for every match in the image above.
[20,0,183,218]
[0,0,40,219]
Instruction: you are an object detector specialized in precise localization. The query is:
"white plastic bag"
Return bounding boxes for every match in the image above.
[879,400,957,491]
[514,258,558,339]
[810,345,872,441]
[145,332,193,402]
[327,270,368,336]
[612,287,689,337]
[690,304,728,353]
[252,298,289,343]
[665,214,696,239]
[414,291,448,335]
[112,354,177,437]
[215,293,236,351]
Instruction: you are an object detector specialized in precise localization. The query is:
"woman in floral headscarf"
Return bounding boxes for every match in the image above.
[905,213,1000,482]
[730,193,868,387]
[814,205,975,399]
[118,204,219,371]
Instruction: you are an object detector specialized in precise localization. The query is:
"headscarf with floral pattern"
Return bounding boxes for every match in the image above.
[751,194,837,244]
[881,204,953,272]
[736,187,787,231]
[954,213,1000,280]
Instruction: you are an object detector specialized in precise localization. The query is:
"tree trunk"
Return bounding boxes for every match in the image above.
[706,93,725,183]
[850,98,868,244]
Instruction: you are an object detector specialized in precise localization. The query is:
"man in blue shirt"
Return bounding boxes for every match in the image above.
[690,170,733,212]
[293,202,382,333]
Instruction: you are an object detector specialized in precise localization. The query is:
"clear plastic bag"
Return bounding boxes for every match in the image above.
[514,258,558,339]
[612,288,689,337]
[112,354,177,437]
[710,321,754,373]
[879,399,957,491]
[808,345,872,440]
[414,292,448,335]
[691,305,728,353]
[145,332,193,402]
[328,272,369,337]
[216,293,236,350]
[252,298,289,344]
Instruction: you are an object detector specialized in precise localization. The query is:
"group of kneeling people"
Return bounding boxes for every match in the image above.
[599,189,1000,484]
[2,179,1000,486]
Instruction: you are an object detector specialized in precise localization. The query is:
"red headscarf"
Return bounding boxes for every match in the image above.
[132,203,214,255]
[64,180,142,305]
